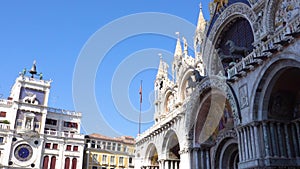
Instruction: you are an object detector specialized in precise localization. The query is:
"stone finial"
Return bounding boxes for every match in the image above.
[174,32,183,57]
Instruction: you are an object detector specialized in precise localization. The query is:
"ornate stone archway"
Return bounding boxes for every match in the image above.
[185,76,241,137]
[212,130,239,169]
[161,130,180,169]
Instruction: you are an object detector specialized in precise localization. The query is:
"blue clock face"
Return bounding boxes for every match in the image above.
[14,144,33,161]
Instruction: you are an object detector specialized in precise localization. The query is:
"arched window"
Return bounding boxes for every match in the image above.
[64,157,70,169]
[71,158,77,169]
[50,156,56,169]
[43,156,49,169]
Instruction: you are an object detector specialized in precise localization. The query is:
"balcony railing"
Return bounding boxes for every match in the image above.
[44,130,84,139]
[0,99,13,107]
[47,107,82,117]
[0,123,10,130]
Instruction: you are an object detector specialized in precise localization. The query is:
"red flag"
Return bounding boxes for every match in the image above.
[139,81,142,103]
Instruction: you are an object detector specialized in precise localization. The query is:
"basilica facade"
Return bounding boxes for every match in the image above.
[135,0,300,168]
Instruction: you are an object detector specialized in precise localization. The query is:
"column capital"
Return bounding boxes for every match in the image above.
[179,147,193,155]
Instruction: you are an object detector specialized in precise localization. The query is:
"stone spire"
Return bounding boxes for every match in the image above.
[194,2,206,59]
[156,53,168,79]
[174,32,182,57]
[196,3,206,33]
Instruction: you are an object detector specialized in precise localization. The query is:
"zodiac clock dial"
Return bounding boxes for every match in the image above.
[14,144,33,161]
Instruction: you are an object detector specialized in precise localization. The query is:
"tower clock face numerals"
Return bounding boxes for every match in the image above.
[14,144,33,161]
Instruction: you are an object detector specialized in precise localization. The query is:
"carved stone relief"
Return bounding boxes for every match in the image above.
[239,84,249,109]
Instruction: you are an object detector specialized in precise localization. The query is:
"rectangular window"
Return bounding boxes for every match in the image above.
[63,121,78,129]
[52,144,58,149]
[73,146,78,151]
[91,140,95,148]
[117,144,121,151]
[110,156,115,165]
[0,137,4,143]
[123,146,127,152]
[92,154,98,163]
[96,141,101,149]
[102,155,107,164]
[45,118,57,126]
[66,145,71,151]
[107,142,111,150]
[45,143,51,149]
[112,143,116,151]
[92,166,97,169]
[102,142,106,149]
[119,157,124,166]
[0,111,6,117]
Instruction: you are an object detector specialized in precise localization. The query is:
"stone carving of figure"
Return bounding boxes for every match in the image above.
[25,119,32,130]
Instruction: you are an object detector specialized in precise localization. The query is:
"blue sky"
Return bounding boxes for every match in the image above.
[0,1,210,137]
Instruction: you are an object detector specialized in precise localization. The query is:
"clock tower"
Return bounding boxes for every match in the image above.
[8,61,51,168]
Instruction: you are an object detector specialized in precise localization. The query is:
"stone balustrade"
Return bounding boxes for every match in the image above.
[238,118,300,168]
[44,130,84,139]
[0,123,10,130]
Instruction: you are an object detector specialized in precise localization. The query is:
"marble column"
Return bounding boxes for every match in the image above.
[205,149,211,169]
[276,122,285,157]
[238,129,245,162]
[250,125,256,159]
[262,122,270,157]
[253,122,261,158]
[243,128,249,160]
[246,126,253,159]
[179,148,192,169]
[270,122,277,157]
[200,149,205,169]
[237,129,243,162]
[295,122,300,154]
[284,124,292,158]
[292,123,300,157]
[192,148,199,169]
[164,160,169,169]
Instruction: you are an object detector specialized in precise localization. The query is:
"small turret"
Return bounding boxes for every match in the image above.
[174,32,182,58]
[194,3,206,56]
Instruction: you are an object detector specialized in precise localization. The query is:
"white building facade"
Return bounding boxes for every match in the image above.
[136,0,300,168]
[0,62,84,169]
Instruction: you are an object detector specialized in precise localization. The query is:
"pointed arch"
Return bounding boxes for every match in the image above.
[162,130,180,160]
[145,143,159,166]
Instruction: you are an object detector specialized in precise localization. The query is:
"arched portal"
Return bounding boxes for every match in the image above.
[195,90,234,145]
[214,136,239,169]
[266,67,300,120]
[144,143,159,168]
[253,60,300,163]
[162,130,180,169]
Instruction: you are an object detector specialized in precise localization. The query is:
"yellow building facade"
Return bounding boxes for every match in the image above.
[83,133,135,169]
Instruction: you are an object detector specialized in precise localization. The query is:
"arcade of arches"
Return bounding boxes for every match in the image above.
[135,0,300,168]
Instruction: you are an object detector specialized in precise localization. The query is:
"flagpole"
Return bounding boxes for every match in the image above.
[139,80,142,135]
